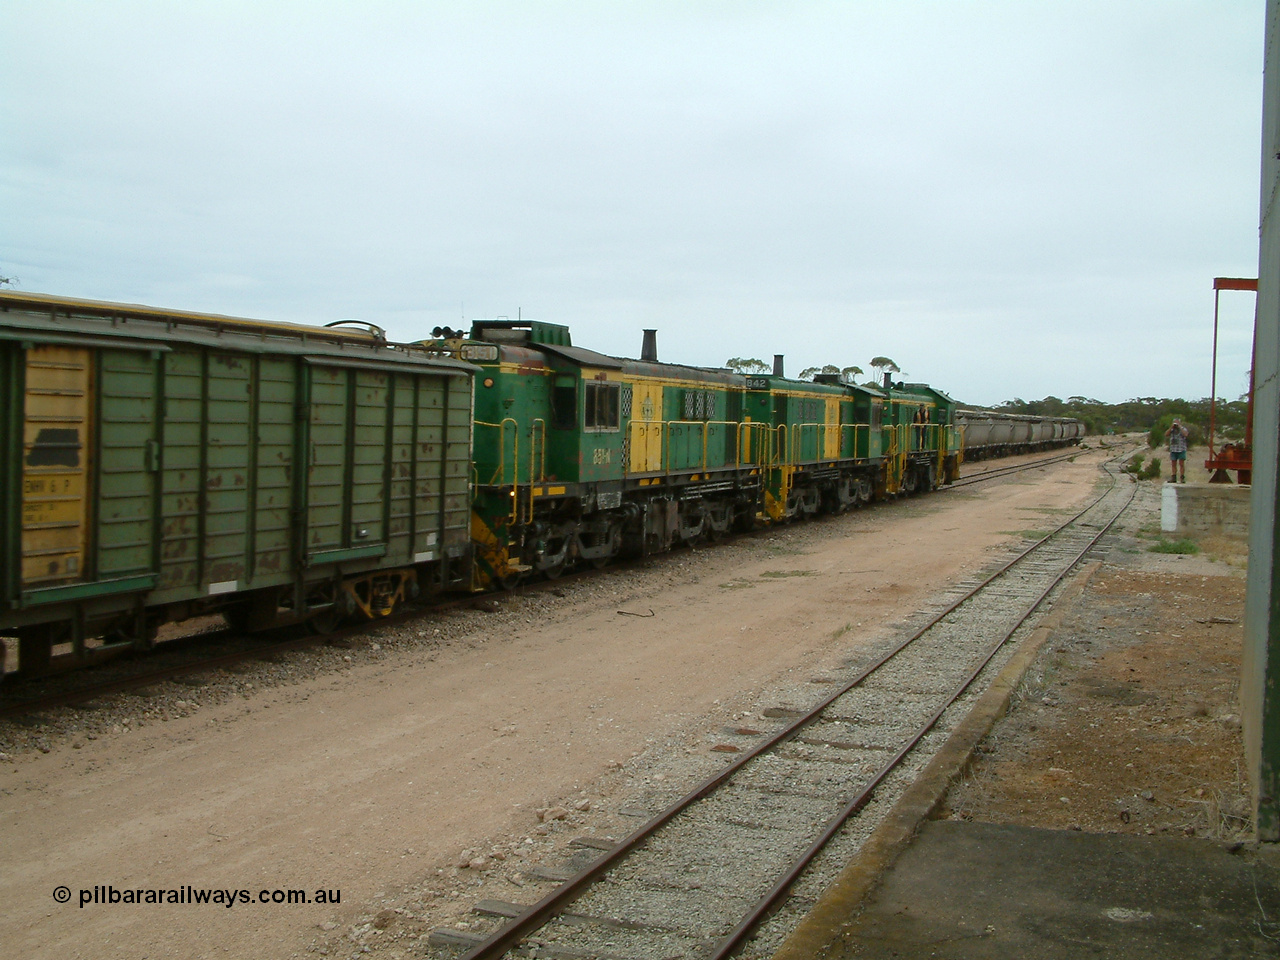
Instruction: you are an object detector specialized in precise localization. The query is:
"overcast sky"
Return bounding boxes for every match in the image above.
[0,1,1264,405]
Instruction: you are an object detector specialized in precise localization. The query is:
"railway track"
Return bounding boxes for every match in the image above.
[948,449,1081,486]
[0,447,1097,721]
[435,454,1135,960]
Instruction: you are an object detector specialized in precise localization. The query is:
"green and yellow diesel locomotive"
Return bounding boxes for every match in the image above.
[427,320,961,590]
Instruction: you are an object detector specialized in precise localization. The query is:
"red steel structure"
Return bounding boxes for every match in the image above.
[1206,277,1259,483]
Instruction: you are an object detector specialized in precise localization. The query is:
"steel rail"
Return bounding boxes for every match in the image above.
[949,449,1081,487]
[457,454,1135,960]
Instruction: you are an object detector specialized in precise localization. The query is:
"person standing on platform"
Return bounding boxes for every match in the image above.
[1166,418,1189,483]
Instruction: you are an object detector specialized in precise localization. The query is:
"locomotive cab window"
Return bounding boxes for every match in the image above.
[552,376,577,430]
[870,402,882,431]
[584,381,620,431]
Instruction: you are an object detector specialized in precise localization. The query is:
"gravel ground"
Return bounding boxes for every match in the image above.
[1,447,1141,960]
[320,475,1133,960]
[941,477,1252,842]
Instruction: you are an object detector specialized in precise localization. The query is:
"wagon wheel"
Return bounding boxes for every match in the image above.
[14,626,55,678]
[307,608,344,636]
[222,604,253,634]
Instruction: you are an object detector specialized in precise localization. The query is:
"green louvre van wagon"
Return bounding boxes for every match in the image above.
[0,293,475,675]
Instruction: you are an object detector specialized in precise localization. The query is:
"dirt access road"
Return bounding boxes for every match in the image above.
[2,450,1110,959]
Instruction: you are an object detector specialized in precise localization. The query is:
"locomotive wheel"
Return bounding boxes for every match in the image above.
[542,558,567,580]
[497,571,524,591]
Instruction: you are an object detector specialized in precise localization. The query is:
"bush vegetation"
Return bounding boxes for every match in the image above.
[1120,453,1164,480]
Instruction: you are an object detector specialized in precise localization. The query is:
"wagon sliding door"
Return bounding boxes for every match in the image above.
[304,363,389,566]
[93,350,162,590]
[19,345,93,590]
[16,345,164,603]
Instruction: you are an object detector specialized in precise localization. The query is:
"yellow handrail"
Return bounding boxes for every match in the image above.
[622,418,788,475]
[530,418,546,483]
[524,418,547,526]
[781,420,868,465]
[737,420,767,467]
[474,418,519,523]
[474,418,519,487]
[665,420,708,474]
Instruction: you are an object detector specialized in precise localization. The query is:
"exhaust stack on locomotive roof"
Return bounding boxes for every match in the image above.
[641,329,658,362]
[773,355,784,377]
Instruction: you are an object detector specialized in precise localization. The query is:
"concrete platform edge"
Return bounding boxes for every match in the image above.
[769,560,1103,960]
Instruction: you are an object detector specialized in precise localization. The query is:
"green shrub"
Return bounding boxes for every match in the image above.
[1123,453,1146,474]
[1148,537,1200,554]
[1140,457,1162,480]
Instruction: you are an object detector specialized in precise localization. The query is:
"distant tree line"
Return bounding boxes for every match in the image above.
[725,356,898,386]
[991,395,1250,447]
